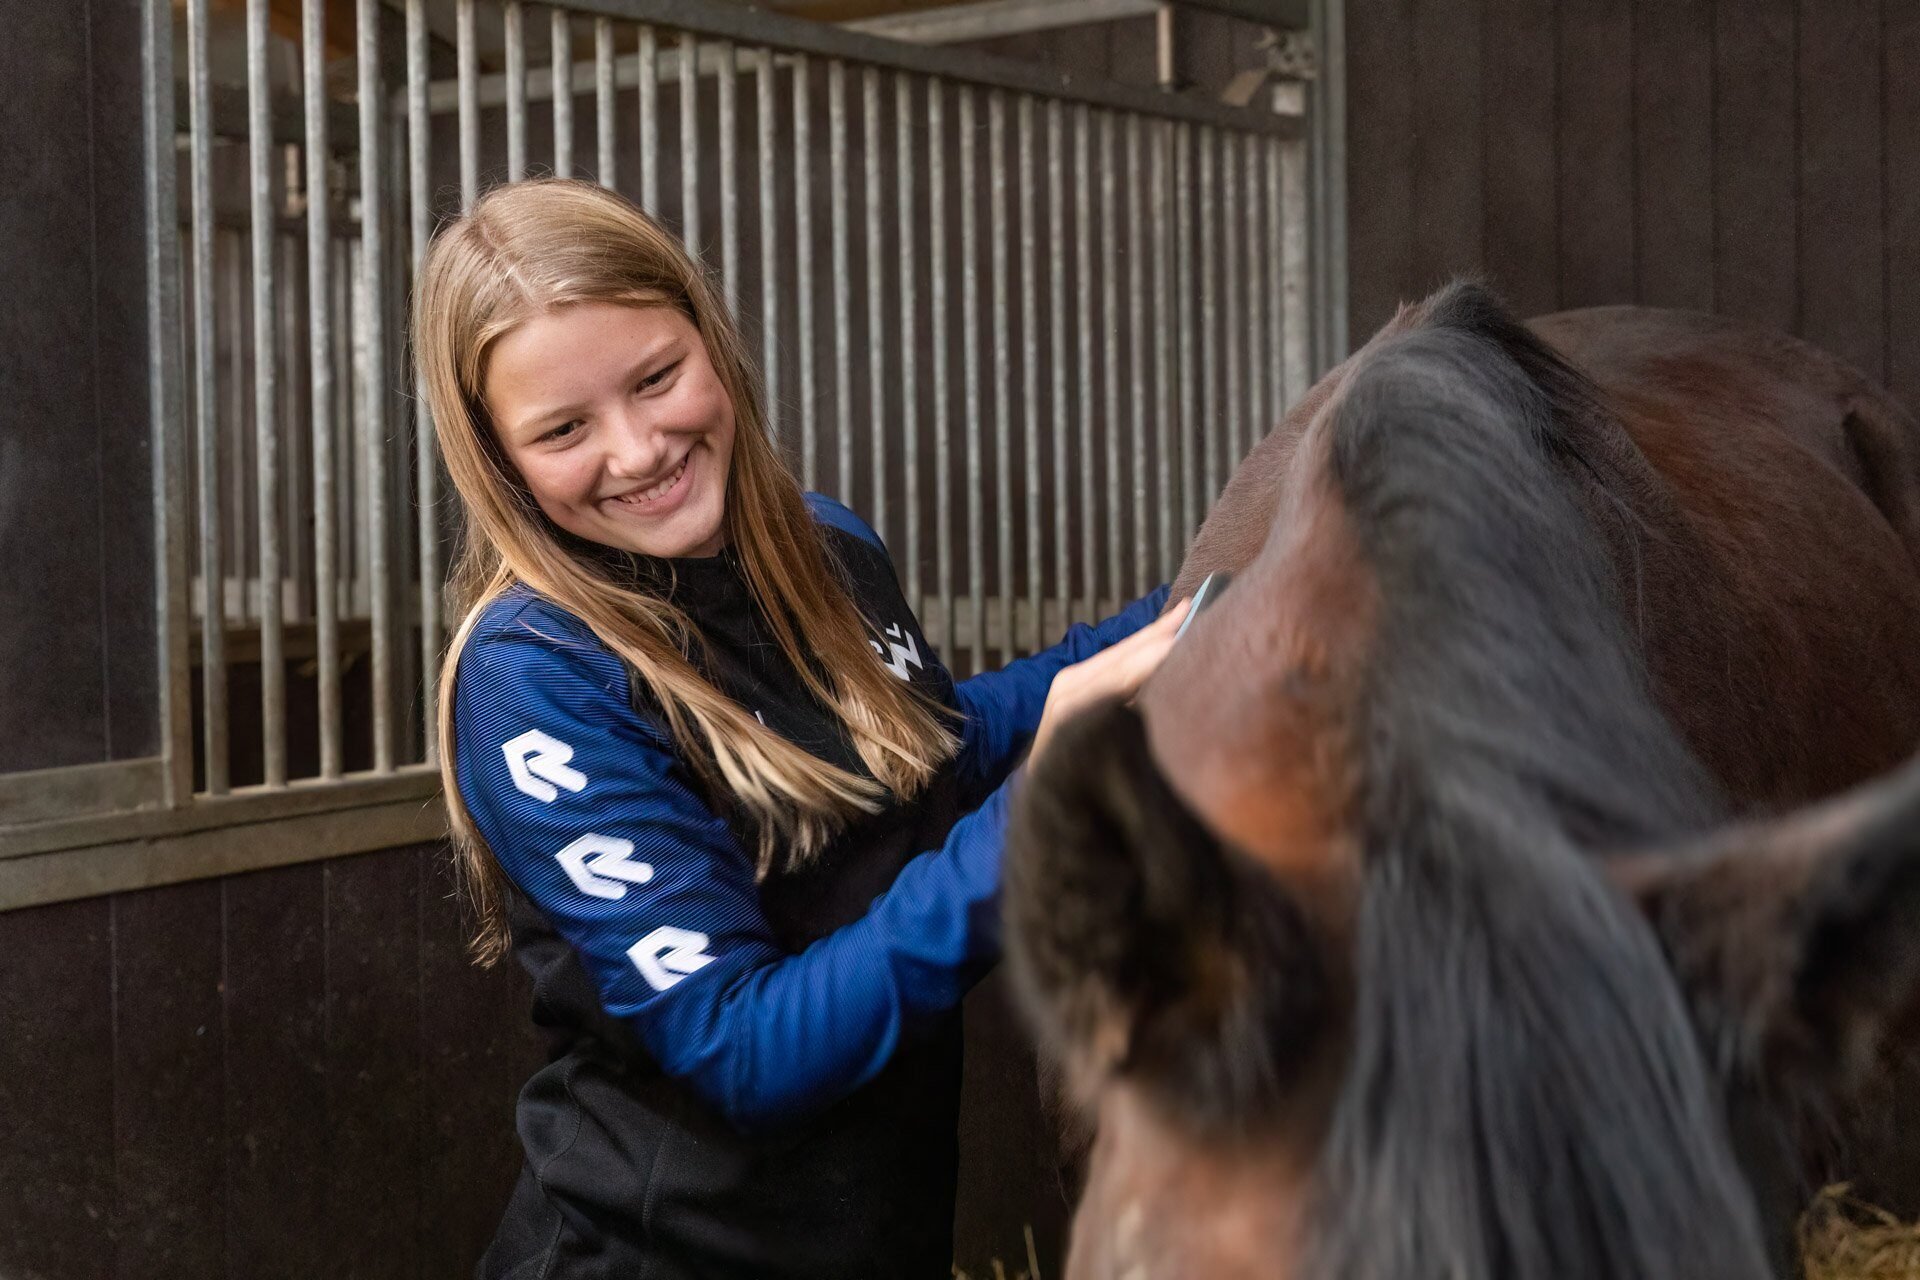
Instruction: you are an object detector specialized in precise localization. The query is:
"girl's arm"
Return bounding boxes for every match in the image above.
[949,587,1169,799]
[808,491,1170,801]
[456,603,1006,1133]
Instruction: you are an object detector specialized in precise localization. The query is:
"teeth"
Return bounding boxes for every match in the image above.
[617,457,687,506]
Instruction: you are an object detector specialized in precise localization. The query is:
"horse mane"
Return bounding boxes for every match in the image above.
[1303,282,1774,1279]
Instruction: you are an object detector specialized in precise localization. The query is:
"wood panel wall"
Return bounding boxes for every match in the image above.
[1345,0,1920,419]
[0,843,544,1280]
[0,0,156,773]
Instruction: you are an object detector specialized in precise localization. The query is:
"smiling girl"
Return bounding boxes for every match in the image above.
[414,179,1182,1279]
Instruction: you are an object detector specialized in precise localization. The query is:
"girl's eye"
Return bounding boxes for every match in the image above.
[541,419,584,444]
[637,361,681,392]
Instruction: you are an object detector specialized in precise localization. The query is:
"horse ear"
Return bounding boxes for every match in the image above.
[1613,755,1920,1090]
[1004,698,1331,1130]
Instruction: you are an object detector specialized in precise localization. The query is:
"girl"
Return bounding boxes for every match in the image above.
[415,178,1182,1279]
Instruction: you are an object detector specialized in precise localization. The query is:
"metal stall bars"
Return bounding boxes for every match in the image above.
[0,0,1311,913]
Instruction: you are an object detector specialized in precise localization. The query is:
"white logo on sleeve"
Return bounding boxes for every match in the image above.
[869,623,923,681]
[629,926,718,992]
[503,729,588,802]
[554,833,656,901]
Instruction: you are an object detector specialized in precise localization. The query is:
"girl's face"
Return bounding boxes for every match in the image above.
[485,301,735,559]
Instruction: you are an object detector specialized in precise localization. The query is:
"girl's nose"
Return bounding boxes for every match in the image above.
[603,408,674,481]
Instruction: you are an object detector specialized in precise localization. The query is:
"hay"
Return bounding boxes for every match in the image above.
[952,1225,1043,1280]
[1801,1185,1920,1280]
[951,1191,1920,1278]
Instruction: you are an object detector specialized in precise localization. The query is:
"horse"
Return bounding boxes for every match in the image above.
[1004,281,1920,1280]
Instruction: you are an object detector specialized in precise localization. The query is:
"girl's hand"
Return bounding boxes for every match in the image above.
[1028,597,1192,766]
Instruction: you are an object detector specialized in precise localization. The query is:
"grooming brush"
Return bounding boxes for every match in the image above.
[1173,571,1233,643]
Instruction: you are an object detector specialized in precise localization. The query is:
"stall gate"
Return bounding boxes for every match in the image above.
[148,0,1314,815]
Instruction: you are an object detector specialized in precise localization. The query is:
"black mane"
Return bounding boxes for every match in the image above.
[1305,283,1772,1279]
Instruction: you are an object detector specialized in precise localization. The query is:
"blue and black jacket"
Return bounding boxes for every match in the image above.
[457,494,1168,1280]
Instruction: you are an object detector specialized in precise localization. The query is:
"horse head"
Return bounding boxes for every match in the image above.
[1005,282,1920,1280]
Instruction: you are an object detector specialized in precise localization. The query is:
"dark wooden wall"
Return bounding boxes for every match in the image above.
[1345,0,1920,418]
[0,0,156,772]
[0,843,545,1280]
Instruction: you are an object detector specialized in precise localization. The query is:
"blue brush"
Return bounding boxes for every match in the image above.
[1174,570,1233,643]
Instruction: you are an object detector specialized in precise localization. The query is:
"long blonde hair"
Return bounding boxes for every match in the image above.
[416,179,958,964]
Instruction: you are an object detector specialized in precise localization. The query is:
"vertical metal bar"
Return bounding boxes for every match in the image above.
[223,235,248,609]
[1174,121,1196,544]
[188,0,228,794]
[505,1,527,181]
[335,244,356,624]
[1073,104,1094,621]
[409,0,440,765]
[680,33,699,253]
[1125,114,1147,597]
[794,53,814,488]
[758,47,778,442]
[718,41,739,312]
[305,0,341,779]
[1047,99,1068,636]
[929,79,951,651]
[1223,129,1243,467]
[828,59,851,501]
[1307,0,1326,372]
[144,0,192,804]
[551,7,572,178]
[358,0,392,773]
[1267,132,1285,418]
[247,0,285,786]
[639,24,658,214]
[896,74,919,609]
[1155,0,1176,87]
[988,90,1010,661]
[1280,136,1311,418]
[1245,132,1267,459]
[1152,119,1175,582]
[1098,111,1119,612]
[595,16,615,187]
[1330,0,1350,369]
[457,0,478,208]
[1017,94,1040,653]
[1199,126,1219,507]
[1314,0,1350,369]
[862,66,885,542]
[388,107,412,754]
[959,85,983,672]
[279,225,308,624]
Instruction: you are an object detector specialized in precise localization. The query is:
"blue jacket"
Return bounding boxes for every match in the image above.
[455,497,1167,1133]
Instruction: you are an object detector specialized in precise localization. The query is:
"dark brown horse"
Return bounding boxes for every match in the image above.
[1006,283,1920,1280]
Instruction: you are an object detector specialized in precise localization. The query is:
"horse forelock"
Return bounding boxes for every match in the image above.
[1296,284,1773,1279]
[1329,281,1714,845]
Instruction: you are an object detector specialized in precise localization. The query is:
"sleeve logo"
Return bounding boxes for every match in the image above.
[554,833,656,900]
[503,729,588,802]
[628,926,717,992]
[869,623,923,681]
